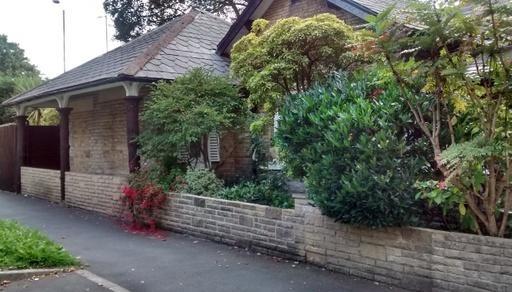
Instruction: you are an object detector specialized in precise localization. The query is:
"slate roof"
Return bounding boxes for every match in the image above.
[136,10,231,80]
[4,9,231,106]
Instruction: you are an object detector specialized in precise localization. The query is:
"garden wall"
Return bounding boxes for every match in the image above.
[21,167,126,215]
[65,172,127,215]
[161,193,512,292]
[21,167,60,202]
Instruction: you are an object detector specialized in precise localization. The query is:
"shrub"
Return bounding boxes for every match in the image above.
[139,68,246,169]
[219,171,294,208]
[179,168,224,197]
[120,169,167,231]
[275,71,426,227]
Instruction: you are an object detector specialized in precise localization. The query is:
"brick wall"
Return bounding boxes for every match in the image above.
[21,167,60,202]
[162,193,512,292]
[69,87,129,176]
[65,172,127,216]
[262,0,365,25]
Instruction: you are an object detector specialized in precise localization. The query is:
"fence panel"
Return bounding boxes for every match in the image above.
[0,124,16,192]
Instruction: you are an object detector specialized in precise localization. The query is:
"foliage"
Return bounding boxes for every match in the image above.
[121,168,167,231]
[275,71,426,227]
[230,14,371,131]
[0,220,78,270]
[139,68,246,169]
[103,0,247,42]
[178,168,224,196]
[0,35,42,124]
[219,171,294,208]
[372,0,512,236]
[0,75,16,124]
[0,35,39,76]
[27,109,60,126]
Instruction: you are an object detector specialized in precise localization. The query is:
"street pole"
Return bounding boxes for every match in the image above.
[62,9,66,72]
[105,15,108,52]
[53,0,66,72]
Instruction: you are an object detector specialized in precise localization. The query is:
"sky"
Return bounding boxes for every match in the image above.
[0,0,122,79]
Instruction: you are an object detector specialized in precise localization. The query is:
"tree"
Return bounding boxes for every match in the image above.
[230,14,371,131]
[0,35,39,76]
[373,0,512,236]
[0,35,41,124]
[103,0,247,42]
[138,68,246,170]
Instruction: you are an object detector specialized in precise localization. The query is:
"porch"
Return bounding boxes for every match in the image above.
[15,83,144,214]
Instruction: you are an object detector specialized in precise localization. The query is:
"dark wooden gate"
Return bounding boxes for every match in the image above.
[25,126,60,170]
[0,124,17,192]
[0,124,60,192]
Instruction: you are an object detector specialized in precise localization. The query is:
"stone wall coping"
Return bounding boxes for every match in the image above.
[66,171,128,178]
[169,192,294,210]
[21,166,59,172]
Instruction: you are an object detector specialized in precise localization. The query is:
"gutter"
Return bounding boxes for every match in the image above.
[1,75,160,107]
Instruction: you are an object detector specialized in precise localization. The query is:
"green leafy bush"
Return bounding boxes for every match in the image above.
[219,172,294,208]
[139,68,246,168]
[179,168,224,197]
[276,71,426,227]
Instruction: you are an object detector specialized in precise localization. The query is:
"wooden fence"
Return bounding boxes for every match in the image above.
[0,124,16,192]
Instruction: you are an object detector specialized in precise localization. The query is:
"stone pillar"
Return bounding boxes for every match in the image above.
[14,115,26,194]
[57,107,72,201]
[125,96,141,173]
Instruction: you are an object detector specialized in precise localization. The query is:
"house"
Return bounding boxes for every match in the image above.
[2,0,399,214]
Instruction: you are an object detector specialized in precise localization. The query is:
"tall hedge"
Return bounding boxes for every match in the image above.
[275,71,427,227]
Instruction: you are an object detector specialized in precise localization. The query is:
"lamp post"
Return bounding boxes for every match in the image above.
[52,0,66,72]
[98,15,108,52]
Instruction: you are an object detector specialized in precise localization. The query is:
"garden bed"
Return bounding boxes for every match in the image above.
[0,220,78,270]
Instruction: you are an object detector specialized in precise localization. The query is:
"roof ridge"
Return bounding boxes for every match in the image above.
[120,9,200,77]
[192,8,232,25]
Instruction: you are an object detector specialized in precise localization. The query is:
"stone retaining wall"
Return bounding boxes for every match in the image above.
[65,172,127,215]
[162,193,512,292]
[21,167,126,215]
[160,193,305,260]
[21,167,60,202]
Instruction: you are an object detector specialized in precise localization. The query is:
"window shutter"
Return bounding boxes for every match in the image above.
[273,112,281,133]
[208,132,221,162]
[177,144,189,162]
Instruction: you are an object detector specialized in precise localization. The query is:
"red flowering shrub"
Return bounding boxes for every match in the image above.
[120,169,167,231]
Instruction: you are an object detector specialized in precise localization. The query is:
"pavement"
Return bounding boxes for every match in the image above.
[0,191,406,292]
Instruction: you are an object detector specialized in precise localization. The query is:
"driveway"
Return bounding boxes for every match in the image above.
[0,192,404,292]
